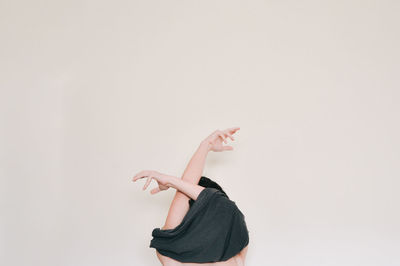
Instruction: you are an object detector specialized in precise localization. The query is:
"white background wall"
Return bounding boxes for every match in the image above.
[1,1,399,265]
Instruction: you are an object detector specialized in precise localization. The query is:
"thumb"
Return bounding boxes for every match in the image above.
[150,187,160,194]
[223,146,234,151]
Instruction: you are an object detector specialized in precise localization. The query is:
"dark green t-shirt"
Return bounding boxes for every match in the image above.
[149,187,249,263]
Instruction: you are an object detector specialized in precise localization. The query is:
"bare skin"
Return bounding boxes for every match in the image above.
[133,127,248,266]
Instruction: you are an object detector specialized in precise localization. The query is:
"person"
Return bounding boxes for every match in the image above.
[132,127,249,266]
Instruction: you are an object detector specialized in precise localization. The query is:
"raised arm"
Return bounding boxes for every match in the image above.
[180,141,210,185]
[181,128,240,185]
[132,127,240,230]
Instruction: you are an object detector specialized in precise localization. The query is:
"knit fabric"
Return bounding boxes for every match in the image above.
[149,187,249,263]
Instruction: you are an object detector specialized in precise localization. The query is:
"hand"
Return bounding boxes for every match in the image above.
[132,170,170,194]
[202,127,240,152]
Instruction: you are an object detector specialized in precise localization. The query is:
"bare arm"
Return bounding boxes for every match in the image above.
[132,171,204,200]
[165,175,205,200]
[161,129,238,228]
[132,127,240,230]
[156,142,210,229]
[181,127,240,185]
[180,141,211,185]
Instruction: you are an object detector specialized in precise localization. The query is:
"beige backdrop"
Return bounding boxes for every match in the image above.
[1,1,399,266]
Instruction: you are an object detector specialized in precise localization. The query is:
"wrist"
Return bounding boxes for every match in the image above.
[165,175,177,188]
[200,140,212,152]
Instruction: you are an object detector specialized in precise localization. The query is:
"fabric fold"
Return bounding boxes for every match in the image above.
[149,187,250,263]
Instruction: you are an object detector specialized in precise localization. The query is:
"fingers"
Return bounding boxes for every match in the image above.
[210,128,239,148]
[225,131,234,141]
[132,171,145,182]
[212,129,238,144]
[218,132,227,144]
[222,145,234,151]
[227,127,240,135]
[132,171,163,195]
[221,128,237,142]
[132,170,152,182]
[150,187,161,194]
[142,176,152,190]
